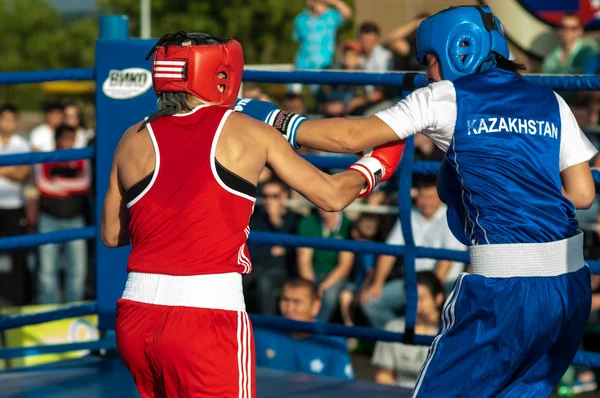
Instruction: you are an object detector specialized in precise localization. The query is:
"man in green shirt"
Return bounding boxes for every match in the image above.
[542,13,598,75]
[542,13,599,104]
[297,208,353,321]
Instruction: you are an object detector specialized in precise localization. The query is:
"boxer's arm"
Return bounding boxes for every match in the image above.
[101,152,130,248]
[561,162,595,209]
[296,81,457,153]
[296,116,400,153]
[267,132,366,211]
[557,92,598,209]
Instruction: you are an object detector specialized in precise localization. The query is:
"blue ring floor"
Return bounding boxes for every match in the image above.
[0,354,411,397]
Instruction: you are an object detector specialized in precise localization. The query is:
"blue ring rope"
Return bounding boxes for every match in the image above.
[2,68,600,91]
[0,150,595,184]
[0,227,96,250]
[0,148,595,183]
[0,147,94,167]
[0,228,590,275]
[0,302,96,331]
[1,228,596,273]
[0,338,116,360]
[0,68,94,85]
[241,70,600,91]
[1,305,599,368]
[248,232,600,274]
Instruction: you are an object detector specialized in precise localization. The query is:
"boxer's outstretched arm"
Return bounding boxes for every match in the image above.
[260,124,366,211]
[296,116,401,153]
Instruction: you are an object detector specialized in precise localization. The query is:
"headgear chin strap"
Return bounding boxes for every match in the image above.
[147,32,244,109]
[415,6,510,81]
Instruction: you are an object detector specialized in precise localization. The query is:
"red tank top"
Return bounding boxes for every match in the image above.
[126,105,255,275]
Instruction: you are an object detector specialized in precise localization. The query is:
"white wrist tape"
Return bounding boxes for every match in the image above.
[348,156,384,196]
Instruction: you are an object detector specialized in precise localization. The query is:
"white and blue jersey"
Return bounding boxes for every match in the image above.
[377,68,597,247]
[376,68,597,397]
[253,327,354,380]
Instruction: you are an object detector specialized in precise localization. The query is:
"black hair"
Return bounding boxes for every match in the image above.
[0,103,18,115]
[138,32,233,132]
[138,92,194,132]
[43,101,64,113]
[358,21,381,36]
[561,12,582,24]
[494,56,527,76]
[262,175,290,195]
[55,124,76,141]
[283,278,320,300]
[413,174,437,189]
[417,271,445,313]
[282,93,304,102]
[352,214,380,240]
[63,102,87,129]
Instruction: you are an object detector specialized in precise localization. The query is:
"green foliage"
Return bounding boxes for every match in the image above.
[0,0,98,109]
[99,0,354,64]
[100,0,301,64]
[0,0,355,109]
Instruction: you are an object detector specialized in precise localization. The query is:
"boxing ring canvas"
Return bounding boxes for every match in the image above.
[1,14,600,398]
[0,356,412,398]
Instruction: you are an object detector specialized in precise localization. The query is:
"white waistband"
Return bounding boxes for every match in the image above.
[121,272,246,311]
[469,230,585,278]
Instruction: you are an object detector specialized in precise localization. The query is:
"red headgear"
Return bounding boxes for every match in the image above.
[148,32,244,109]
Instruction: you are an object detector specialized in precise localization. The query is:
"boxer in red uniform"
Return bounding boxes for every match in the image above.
[101,32,406,398]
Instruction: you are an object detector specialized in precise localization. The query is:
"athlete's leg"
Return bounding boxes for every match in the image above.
[149,307,255,398]
[115,299,161,398]
[411,273,575,398]
[497,266,592,397]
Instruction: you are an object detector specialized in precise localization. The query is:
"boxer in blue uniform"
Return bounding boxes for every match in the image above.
[237,6,598,397]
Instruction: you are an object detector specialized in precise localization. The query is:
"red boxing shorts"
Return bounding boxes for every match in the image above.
[115,273,254,398]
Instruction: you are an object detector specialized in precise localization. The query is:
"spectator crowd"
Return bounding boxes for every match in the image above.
[0,1,600,395]
[0,102,93,308]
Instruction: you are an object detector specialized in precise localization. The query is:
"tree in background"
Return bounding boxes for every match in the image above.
[0,0,354,110]
[0,0,97,110]
[100,0,354,65]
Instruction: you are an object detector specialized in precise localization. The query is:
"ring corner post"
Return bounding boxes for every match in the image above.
[398,136,417,344]
[94,16,156,331]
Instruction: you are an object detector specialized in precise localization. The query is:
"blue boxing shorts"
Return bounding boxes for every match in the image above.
[411,231,591,398]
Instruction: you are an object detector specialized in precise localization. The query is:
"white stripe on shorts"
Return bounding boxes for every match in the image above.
[238,311,243,398]
[245,312,251,397]
[238,312,251,398]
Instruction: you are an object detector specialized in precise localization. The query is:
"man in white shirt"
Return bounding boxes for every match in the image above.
[0,104,32,305]
[29,102,89,152]
[371,272,445,389]
[355,21,393,115]
[359,177,465,328]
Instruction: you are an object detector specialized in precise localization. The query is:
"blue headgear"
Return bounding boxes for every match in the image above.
[415,6,510,81]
